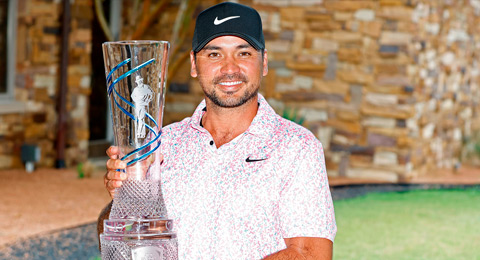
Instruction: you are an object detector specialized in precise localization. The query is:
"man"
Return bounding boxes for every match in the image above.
[102,2,336,259]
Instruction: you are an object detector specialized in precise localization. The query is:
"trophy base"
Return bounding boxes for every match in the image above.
[100,218,178,260]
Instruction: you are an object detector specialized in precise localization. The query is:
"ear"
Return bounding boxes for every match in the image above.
[190,51,198,78]
[262,49,268,76]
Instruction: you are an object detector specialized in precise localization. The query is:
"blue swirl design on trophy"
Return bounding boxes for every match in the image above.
[106,58,161,166]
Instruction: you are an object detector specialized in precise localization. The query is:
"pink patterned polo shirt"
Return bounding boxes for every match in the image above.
[159,94,336,259]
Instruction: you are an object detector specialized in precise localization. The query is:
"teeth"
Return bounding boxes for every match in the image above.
[219,81,242,86]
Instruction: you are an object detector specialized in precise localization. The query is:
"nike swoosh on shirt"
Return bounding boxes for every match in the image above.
[245,156,268,163]
[214,16,240,25]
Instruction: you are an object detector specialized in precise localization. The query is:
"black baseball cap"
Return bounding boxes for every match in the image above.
[192,2,265,52]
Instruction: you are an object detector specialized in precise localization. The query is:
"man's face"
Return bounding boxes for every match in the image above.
[190,36,268,108]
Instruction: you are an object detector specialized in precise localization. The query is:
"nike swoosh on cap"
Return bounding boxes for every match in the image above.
[214,16,240,25]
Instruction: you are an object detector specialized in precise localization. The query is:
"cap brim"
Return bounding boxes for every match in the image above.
[193,32,264,52]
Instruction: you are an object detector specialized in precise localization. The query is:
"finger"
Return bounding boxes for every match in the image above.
[106,170,128,181]
[106,179,123,189]
[106,146,120,159]
[106,159,127,171]
[105,179,123,198]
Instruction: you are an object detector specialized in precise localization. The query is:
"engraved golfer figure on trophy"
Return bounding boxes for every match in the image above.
[131,75,153,139]
[100,40,177,260]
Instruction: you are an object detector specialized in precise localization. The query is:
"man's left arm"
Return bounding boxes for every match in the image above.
[269,135,336,259]
[263,237,332,260]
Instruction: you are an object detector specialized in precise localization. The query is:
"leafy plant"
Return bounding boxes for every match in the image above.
[282,107,305,126]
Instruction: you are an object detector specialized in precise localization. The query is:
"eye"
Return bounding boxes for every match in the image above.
[239,52,252,57]
[208,52,221,58]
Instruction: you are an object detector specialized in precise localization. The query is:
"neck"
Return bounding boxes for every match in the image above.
[202,95,258,147]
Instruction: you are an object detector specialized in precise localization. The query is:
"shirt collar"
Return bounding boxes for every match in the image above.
[189,93,278,138]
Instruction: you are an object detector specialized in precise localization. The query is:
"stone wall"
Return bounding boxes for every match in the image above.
[0,0,92,168]
[159,0,480,181]
[2,0,479,181]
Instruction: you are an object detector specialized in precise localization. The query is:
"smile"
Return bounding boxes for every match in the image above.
[219,81,242,86]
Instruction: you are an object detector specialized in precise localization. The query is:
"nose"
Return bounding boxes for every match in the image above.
[220,56,240,74]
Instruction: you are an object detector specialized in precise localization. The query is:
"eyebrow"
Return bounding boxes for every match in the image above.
[202,44,254,51]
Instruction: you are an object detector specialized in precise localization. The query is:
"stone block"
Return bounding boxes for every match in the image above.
[379,45,400,56]
[375,64,406,75]
[313,79,349,95]
[361,104,414,119]
[275,68,293,77]
[365,93,398,106]
[337,70,374,85]
[379,0,404,6]
[292,0,324,6]
[279,30,295,41]
[337,48,362,64]
[293,75,313,90]
[270,12,281,33]
[34,88,51,102]
[363,116,397,128]
[422,123,435,139]
[349,154,373,168]
[317,127,333,150]
[266,40,291,53]
[305,10,332,21]
[309,21,342,31]
[323,52,337,81]
[326,119,362,134]
[25,101,45,113]
[268,60,287,69]
[0,155,13,169]
[377,6,413,21]
[324,1,377,11]
[292,30,305,54]
[446,29,470,43]
[350,85,363,107]
[373,151,398,165]
[281,92,343,102]
[33,74,56,89]
[380,32,413,45]
[310,36,339,52]
[336,110,360,121]
[301,108,328,122]
[75,129,90,140]
[346,168,399,182]
[276,83,295,92]
[334,12,353,21]
[360,21,383,38]
[286,60,326,71]
[279,7,304,21]
[331,31,363,43]
[376,74,411,86]
[367,132,397,147]
[332,134,355,146]
[354,9,375,21]
[24,123,47,139]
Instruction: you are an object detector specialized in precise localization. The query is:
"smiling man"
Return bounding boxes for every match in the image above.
[102,2,336,259]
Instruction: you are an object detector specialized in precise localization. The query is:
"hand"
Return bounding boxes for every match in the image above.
[104,146,127,199]
[104,146,161,198]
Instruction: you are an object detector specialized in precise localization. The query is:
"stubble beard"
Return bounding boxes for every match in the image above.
[202,73,259,108]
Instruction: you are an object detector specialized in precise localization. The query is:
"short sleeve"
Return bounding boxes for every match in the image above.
[278,138,337,242]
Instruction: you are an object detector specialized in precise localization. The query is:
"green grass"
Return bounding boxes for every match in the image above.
[332,188,480,260]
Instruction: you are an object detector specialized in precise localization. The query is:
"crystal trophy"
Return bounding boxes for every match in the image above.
[100,41,177,260]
